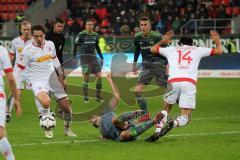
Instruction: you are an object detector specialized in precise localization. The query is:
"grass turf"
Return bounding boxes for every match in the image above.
[4,78,240,160]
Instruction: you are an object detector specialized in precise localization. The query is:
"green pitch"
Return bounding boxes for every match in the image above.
[5,78,240,160]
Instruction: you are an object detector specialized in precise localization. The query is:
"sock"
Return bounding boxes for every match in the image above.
[35,98,50,115]
[116,110,145,122]
[63,112,72,131]
[129,120,154,137]
[135,93,147,112]
[0,137,15,160]
[41,109,51,117]
[82,81,88,98]
[96,79,102,98]
[155,110,168,133]
[173,115,188,127]
[7,95,14,114]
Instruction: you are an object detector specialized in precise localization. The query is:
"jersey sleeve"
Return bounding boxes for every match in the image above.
[133,37,141,62]
[9,39,16,56]
[17,47,29,70]
[197,47,215,58]
[0,47,13,73]
[158,46,172,58]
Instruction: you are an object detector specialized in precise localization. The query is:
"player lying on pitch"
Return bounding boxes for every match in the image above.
[89,74,165,142]
[145,30,223,142]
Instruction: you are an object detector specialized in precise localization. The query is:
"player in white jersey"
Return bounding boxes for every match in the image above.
[16,24,76,138]
[6,20,45,122]
[145,30,223,142]
[0,46,22,160]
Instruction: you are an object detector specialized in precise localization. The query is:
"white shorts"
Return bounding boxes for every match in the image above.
[31,80,67,100]
[164,82,196,109]
[13,66,31,90]
[0,90,6,128]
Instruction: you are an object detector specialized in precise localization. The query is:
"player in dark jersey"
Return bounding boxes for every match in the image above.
[73,19,104,103]
[133,17,168,121]
[89,74,164,142]
[46,18,65,65]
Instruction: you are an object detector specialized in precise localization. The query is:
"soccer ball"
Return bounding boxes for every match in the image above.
[40,115,56,131]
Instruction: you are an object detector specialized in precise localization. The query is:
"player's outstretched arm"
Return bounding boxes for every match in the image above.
[106,73,120,109]
[5,72,22,117]
[210,30,223,55]
[151,30,174,54]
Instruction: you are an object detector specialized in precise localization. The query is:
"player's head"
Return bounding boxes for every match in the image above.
[31,24,47,46]
[139,16,151,35]
[19,20,31,39]
[54,18,65,34]
[178,36,193,46]
[85,19,94,31]
[89,115,100,128]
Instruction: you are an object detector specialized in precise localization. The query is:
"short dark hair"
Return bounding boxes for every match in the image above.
[139,16,150,22]
[179,36,193,46]
[85,19,93,23]
[31,24,47,34]
[55,18,65,24]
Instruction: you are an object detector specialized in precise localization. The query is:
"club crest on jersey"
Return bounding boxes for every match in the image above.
[18,47,23,54]
[36,54,52,62]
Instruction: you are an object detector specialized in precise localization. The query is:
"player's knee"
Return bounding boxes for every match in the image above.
[57,97,71,113]
[176,115,189,127]
[41,99,51,109]
[0,127,5,139]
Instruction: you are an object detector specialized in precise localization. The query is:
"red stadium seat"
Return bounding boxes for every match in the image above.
[225,6,232,16]
[233,7,240,15]
[222,0,230,6]
[213,0,221,5]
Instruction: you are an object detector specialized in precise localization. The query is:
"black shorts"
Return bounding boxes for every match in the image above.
[137,67,168,87]
[81,60,101,75]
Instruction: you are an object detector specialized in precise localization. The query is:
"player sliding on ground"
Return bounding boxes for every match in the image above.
[89,74,165,141]
[145,30,223,142]
[16,24,76,139]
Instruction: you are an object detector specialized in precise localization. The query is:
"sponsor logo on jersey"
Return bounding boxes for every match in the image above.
[36,54,52,62]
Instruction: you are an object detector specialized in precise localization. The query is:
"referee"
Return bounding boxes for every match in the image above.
[46,18,65,64]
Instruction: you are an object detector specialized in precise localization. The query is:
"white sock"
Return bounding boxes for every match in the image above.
[155,110,168,133]
[7,96,15,114]
[0,137,15,160]
[173,115,188,127]
[35,98,50,116]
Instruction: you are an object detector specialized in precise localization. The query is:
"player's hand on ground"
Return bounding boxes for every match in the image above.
[160,30,174,45]
[210,30,221,45]
[14,99,22,117]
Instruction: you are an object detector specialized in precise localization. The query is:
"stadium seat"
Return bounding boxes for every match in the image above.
[213,0,221,5]
[225,6,232,16]
[233,7,240,15]
[222,0,230,6]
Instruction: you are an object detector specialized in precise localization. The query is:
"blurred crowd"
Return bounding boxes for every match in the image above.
[55,0,240,36]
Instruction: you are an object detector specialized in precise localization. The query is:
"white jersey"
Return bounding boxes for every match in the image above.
[18,40,57,83]
[10,36,34,64]
[10,36,33,81]
[0,46,13,88]
[159,45,215,84]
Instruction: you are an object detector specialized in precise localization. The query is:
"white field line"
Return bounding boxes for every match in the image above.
[193,115,240,120]
[12,130,240,148]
